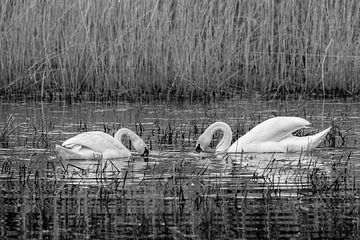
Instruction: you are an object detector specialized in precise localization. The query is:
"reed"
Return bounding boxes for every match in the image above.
[0,139,357,239]
[0,114,16,147]
[1,0,360,100]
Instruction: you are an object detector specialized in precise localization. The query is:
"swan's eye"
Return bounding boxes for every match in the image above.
[195,144,202,152]
[142,147,149,157]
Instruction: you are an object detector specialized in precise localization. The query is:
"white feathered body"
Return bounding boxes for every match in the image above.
[228,117,330,153]
[55,128,148,160]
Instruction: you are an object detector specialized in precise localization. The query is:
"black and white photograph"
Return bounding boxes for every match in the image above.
[0,1,358,239]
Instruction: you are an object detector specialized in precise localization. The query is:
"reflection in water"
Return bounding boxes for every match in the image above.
[0,99,359,239]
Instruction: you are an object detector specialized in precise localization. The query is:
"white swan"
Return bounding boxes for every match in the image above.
[196,117,331,153]
[55,128,149,160]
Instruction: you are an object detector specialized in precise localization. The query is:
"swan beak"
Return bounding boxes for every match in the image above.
[142,147,149,157]
[195,144,202,153]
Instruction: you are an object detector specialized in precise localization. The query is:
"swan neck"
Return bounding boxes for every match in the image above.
[114,128,138,143]
[207,122,232,152]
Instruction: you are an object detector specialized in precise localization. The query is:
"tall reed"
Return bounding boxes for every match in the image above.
[0,0,360,99]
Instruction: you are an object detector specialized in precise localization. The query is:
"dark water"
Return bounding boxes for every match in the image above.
[0,98,359,239]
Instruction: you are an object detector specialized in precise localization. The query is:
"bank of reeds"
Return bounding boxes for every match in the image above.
[1,0,360,100]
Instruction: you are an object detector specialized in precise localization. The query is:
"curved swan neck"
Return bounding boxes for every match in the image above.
[205,122,232,152]
[114,128,139,143]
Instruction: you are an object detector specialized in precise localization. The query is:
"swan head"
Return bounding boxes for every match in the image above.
[195,122,232,153]
[114,128,149,157]
[195,144,202,152]
[133,138,149,157]
[142,147,149,157]
[195,134,211,152]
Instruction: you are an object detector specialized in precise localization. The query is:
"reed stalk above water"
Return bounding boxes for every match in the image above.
[0,0,359,100]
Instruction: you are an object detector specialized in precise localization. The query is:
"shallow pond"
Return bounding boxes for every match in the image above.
[0,97,359,239]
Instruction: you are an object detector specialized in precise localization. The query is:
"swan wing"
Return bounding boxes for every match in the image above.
[279,126,331,152]
[239,117,310,144]
[228,117,310,152]
[228,117,330,153]
[62,131,124,152]
[55,144,102,160]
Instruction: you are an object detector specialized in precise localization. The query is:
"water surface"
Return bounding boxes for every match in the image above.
[0,98,359,239]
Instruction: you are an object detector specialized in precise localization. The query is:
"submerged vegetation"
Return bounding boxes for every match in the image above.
[0,139,357,238]
[0,114,15,147]
[1,0,360,100]
[0,99,359,238]
[0,106,357,238]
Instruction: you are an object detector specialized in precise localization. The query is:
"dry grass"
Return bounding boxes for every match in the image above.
[1,1,360,100]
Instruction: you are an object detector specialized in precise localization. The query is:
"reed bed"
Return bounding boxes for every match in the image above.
[0,113,358,238]
[1,147,358,239]
[1,0,360,100]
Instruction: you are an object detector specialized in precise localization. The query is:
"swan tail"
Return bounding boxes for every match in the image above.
[307,126,332,150]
